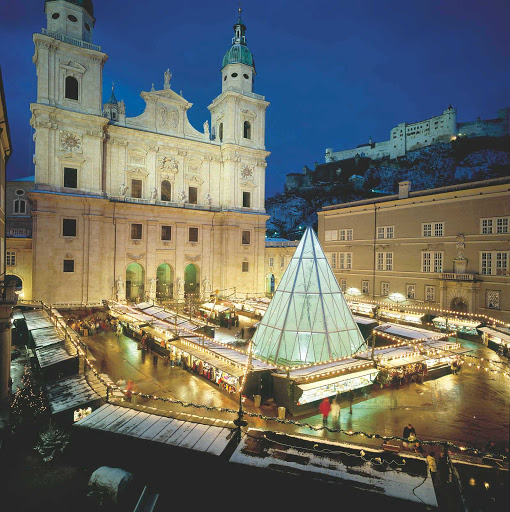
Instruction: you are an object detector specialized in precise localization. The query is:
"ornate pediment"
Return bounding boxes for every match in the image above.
[126,167,149,178]
[127,147,147,166]
[185,174,204,185]
[157,156,179,174]
[127,252,145,261]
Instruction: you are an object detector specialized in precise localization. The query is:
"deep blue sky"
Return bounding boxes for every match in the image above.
[1,0,509,195]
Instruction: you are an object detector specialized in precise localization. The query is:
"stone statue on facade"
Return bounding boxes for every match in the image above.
[178,190,187,203]
[164,68,172,89]
[148,277,157,300]
[205,193,213,205]
[203,120,210,138]
[202,277,212,299]
[119,183,128,197]
[150,187,158,200]
[116,276,125,301]
[175,277,185,300]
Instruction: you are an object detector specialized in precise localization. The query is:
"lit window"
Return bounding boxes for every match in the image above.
[6,251,16,266]
[406,284,416,300]
[340,279,347,292]
[131,224,142,240]
[330,253,337,269]
[339,252,352,270]
[425,285,435,302]
[339,229,353,241]
[381,282,389,296]
[325,230,338,241]
[377,226,394,239]
[481,252,492,275]
[496,252,508,275]
[376,252,392,271]
[362,280,369,294]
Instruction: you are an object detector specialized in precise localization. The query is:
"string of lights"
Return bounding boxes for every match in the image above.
[42,304,509,464]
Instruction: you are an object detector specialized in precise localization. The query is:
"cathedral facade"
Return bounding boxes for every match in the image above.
[30,1,269,304]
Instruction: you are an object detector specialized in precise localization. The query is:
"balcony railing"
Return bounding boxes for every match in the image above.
[42,29,102,52]
[441,273,475,281]
[8,228,31,238]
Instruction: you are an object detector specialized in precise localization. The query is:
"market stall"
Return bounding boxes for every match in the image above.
[478,326,510,354]
[271,358,378,415]
[432,316,481,339]
[374,323,438,345]
[347,301,377,318]
[377,308,424,325]
[353,315,378,339]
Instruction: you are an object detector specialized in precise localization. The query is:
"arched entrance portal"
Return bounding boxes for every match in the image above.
[450,297,468,313]
[184,264,199,296]
[156,264,174,300]
[126,263,145,302]
[266,273,275,296]
[5,275,23,295]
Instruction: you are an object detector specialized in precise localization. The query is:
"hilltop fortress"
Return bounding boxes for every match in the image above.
[325,106,510,163]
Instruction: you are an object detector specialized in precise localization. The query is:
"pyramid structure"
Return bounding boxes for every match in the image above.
[252,227,367,367]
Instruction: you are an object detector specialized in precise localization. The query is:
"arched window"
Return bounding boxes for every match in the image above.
[243,121,251,139]
[161,180,171,202]
[14,199,26,215]
[65,76,79,100]
[219,123,223,141]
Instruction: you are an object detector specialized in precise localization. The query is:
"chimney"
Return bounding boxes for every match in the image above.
[399,181,411,199]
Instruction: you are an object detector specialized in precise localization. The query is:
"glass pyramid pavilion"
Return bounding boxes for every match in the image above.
[252,227,367,367]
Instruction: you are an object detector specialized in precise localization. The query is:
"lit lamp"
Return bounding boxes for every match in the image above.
[389,293,406,303]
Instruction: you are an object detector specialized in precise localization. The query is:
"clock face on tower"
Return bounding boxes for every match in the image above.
[60,131,82,152]
[241,166,253,180]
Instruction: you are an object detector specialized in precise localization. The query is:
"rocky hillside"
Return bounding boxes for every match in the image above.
[267,136,510,238]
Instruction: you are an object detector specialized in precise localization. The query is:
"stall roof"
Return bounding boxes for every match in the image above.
[433,317,481,327]
[353,315,378,326]
[200,302,230,313]
[298,368,378,391]
[375,323,437,341]
[46,374,101,415]
[420,339,472,355]
[478,327,510,344]
[31,326,64,349]
[142,306,164,316]
[35,339,78,368]
[75,404,235,457]
[277,357,373,382]
[13,309,25,320]
[135,302,153,310]
[171,340,246,378]
[24,310,54,331]
[374,345,419,360]
[379,354,427,369]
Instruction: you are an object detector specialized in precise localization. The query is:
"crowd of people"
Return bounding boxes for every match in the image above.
[68,314,117,337]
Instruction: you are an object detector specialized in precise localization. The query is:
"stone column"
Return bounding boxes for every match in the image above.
[0,285,16,403]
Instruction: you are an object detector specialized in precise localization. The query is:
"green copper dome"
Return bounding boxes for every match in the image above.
[45,0,94,17]
[221,9,255,71]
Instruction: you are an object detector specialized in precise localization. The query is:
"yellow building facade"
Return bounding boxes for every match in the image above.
[318,178,510,322]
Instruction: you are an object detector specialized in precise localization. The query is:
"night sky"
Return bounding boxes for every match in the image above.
[1,0,509,195]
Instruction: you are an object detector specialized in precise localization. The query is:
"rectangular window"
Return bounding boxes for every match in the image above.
[381,282,389,296]
[386,226,394,239]
[425,285,435,302]
[188,227,199,243]
[406,284,416,300]
[481,252,492,275]
[63,167,78,189]
[242,230,251,245]
[497,217,509,234]
[63,259,75,273]
[339,252,352,270]
[433,252,443,273]
[340,279,347,292]
[161,225,172,241]
[423,222,443,237]
[481,218,493,234]
[362,280,369,294]
[325,230,338,242]
[269,257,274,267]
[6,251,16,266]
[422,252,431,273]
[188,187,198,205]
[377,252,392,271]
[434,222,444,237]
[242,261,249,272]
[385,253,393,271]
[14,199,27,214]
[423,223,432,237]
[62,218,77,237]
[330,253,337,269]
[377,227,385,239]
[339,229,353,241]
[486,290,500,309]
[280,257,285,268]
[242,191,251,208]
[496,252,508,275]
[131,224,142,240]
[131,179,142,198]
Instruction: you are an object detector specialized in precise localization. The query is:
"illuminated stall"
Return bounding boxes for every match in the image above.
[477,327,510,354]
[377,308,424,325]
[432,317,481,339]
[347,301,377,318]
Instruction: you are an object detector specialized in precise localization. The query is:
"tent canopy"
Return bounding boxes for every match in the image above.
[252,227,367,367]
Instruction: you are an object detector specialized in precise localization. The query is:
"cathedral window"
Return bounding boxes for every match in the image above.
[67,15,78,22]
[52,12,60,19]
[242,191,251,208]
[243,121,251,139]
[161,180,171,202]
[84,23,91,31]
[188,186,198,205]
[161,225,172,241]
[219,123,223,141]
[242,231,251,245]
[63,167,78,188]
[243,74,249,79]
[231,73,238,78]
[62,218,77,237]
[131,179,142,199]
[65,76,79,101]
[131,224,143,240]
[111,111,117,121]
[188,227,199,243]
[63,259,75,273]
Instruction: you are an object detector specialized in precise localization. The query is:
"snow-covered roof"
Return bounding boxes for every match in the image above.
[252,227,367,367]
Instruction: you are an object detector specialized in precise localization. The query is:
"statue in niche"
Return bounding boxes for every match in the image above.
[205,193,213,205]
[148,277,157,297]
[178,190,187,203]
[119,183,128,196]
[150,187,158,200]
[116,277,124,297]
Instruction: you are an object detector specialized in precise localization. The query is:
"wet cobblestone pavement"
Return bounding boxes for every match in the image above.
[83,330,510,452]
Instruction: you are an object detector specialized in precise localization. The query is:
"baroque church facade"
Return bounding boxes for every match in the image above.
[30,0,269,304]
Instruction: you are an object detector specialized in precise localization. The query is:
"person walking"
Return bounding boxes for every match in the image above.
[426,451,438,485]
[437,449,450,485]
[125,379,134,402]
[347,389,354,414]
[402,423,416,451]
[319,397,331,427]
[331,392,341,428]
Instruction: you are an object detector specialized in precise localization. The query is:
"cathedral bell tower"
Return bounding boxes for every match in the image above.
[33,0,107,116]
[208,9,268,150]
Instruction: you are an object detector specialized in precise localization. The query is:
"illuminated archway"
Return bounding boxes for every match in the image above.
[156,263,174,300]
[184,264,200,296]
[126,263,145,302]
[450,297,468,313]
